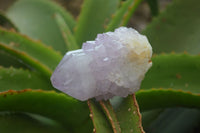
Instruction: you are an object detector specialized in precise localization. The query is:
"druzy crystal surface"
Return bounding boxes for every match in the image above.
[51,27,152,101]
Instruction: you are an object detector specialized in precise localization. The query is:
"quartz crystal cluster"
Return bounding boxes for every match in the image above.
[51,27,152,101]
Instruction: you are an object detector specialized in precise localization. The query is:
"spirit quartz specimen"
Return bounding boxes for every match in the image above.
[51,27,152,101]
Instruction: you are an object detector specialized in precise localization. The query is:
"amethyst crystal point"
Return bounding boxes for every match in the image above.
[51,27,152,101]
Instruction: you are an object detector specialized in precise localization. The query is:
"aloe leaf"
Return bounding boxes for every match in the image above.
[144,108,200,133]
[0,66,54,92]
[138,48,200,132]
[7,0,76,54]
[0,11,18,30]
[0,27,62,70]
[137,54,200,111]
[141,54,200,93]
[54,13,79,50]
[136,89,200,111]
[0,43,52,77]
[73,118,93,133]
[0,112,68,133]
[106,0,143,31]
[146,0,159,16]
[142,109,163,129]
[143,0,200,54]
[115,94,145,133]
[75,0,120,46]
[0,90,90,132]
[99,100,121,133]
[87,100,113,133]
[0,50,27,68]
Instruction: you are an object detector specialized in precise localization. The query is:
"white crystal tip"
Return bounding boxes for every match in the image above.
[51,27,152,101]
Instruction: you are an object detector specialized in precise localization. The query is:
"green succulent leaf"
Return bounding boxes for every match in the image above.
[75,0,120,46]
[0,42,52,77]
[141,0,200,131]
[114,94,145,133]
[141,54,200,93]
[87,100,113,133]
[54,13,79,50]
[0,89,90,132]
[0,27,62,72]
[89,96,145,133]
[99,100,121,133]
[0,112,68,133]
[7,0,76,54]
[136,89,200,111]
[138,53,200,132]
[106,0,143,31]
[143,108,200,133]
[0,11,18,30]
[142,109,163,129]
[146,0,159,16]
[135,53,200,110]
[143,0,200,54]
[0,66,54,92]
[0,50,27,68]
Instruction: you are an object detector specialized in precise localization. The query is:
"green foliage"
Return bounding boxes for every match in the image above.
[87,100,113,133]
[54,13,79,51]
[0,0,199,132]
[7,0,75,54]
[143,0,200,54]
[141,54,200,93]
[99,100,122,133]
[106,0,143,31]
[0,113,68,133]
[0,67,53,91]
[0,50,27,68]
[0,11,18,30]
[0,27,62,70]
[0,90,90,132]
[114,95,144,133]
[146,0,159,16]
[143,108,200,133]
[74,0,120,46]
[140,0,200,131]
[137,89,200,111]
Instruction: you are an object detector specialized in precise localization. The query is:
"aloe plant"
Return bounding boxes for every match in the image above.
[0,0,199,132]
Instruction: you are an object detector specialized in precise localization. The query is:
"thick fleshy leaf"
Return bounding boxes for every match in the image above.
[106,0,143,31]
[74,0,120,46]
[146,0,159,16]
[138,89,200,132]
[139,53,200,132]
[136,89,200,111]
[54,13,79,50]
[0,11,18,30]
[99,100,121,133]
[114,94,145,133]
[7,0,76,54]
[0,89,91,132]
[0,112,68,133]
[143,0,200,54]
[0,43,52,77]
[0,66,54,92]
[141,54,200,93]
[87,100,113,133]
[141,0,200,132]
[144,108,200,133]
[0,50,27,68]
[0,27,62,74]
[142,109,163,128]
[137,54,200,111]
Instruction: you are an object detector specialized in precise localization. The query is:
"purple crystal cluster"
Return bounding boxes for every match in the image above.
[51,27,152,101]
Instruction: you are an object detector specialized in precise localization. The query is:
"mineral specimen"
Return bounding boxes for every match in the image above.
[51,27,152,101]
